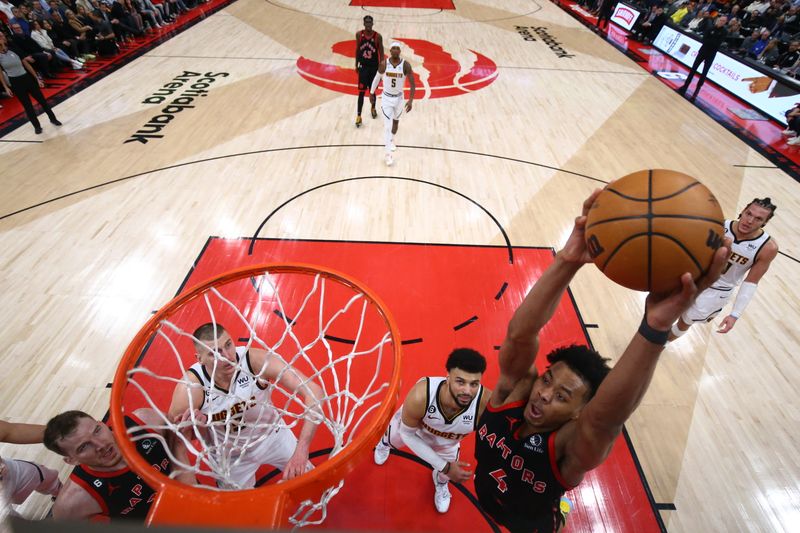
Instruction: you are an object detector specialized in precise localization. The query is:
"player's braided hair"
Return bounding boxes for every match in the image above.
[744,197,777,222]
[546,345,611,402]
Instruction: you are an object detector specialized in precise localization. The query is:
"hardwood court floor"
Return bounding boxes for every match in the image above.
[0,0,798,531]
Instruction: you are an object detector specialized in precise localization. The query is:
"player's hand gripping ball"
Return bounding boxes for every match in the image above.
[584,169,725,293]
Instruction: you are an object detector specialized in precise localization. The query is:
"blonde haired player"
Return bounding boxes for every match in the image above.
[669,197,779,340]
[373,349,491,513]
[167,322,323,488]
[370,41,415,166]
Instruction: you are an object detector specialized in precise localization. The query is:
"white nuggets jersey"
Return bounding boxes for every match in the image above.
[714,220,771,290]
[188,346,280,449]
[417,377,484,447]
[382,58,405,97]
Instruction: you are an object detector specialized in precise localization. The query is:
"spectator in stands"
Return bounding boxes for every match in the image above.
[671,1,696,24]
[757,37,782,64]
[0,0,14,20]
[88,8,118,55]
[10,6,31,35]
[782,103,800,143]
[686,10,713,33]
[131,0,162,30]
[50,10,94,60]
[65,8,95,50]
[48,0,67,19]
[30,20,83,69]
[9,22,54,78]
[747,30,772,58]
[632,6,668,43]
[738,29,762,54]
[774,39,800,69]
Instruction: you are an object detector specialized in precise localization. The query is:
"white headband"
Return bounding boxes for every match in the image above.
[390,41,402,49]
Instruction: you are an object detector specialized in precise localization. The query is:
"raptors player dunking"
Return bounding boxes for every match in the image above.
[373,349,491,513]
[354,15,383,127]
[370,41,415,166]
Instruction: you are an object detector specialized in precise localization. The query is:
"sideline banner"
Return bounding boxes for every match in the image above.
[653,25,799,124]
[611,2,641,31]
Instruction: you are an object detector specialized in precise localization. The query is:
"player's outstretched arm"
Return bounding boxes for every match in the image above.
[135,408,197,485]
[0,419,45,444]
[252,350,324,480]
[494,190,601,405]
[558,241,731,487]
[397,380,472,483]
[370,60,385,95]
[718,238,778,333]
[166,374,206,482]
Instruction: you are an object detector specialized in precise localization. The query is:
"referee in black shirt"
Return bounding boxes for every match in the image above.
[678,15,729,101]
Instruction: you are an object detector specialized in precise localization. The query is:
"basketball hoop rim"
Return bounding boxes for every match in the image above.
[110,262,402,525]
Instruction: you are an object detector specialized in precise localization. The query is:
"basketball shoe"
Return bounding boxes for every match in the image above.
[371,106,377,119]
[373,442,390,465]
[355,116,363,128]
[385,153,394,166]
[432,470,451,513]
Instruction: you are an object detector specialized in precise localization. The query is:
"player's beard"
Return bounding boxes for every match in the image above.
[448,383,474,408]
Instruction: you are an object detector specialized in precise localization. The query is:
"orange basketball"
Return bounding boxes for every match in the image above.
[585,169,725,293]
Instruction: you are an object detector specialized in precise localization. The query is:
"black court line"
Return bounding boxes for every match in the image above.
[495,282,509,300]
[732,164,779,169]
[655,503,677,511]
[246,174,517,264]
[497,65,648,76]
[401,338,424,345]
[779,251,800,264]
[0,139,44,144]
[266,0,542,23]
[145,54,296,61]
[360,6,443,17]
[584,323,599,328]
[323,334,356,345]
[0,143,607,222]
[453,315,478,331]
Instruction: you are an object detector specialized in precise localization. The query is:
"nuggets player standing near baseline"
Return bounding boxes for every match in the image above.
[354,15,383,128]
[371,41,415,166]
[373,349,491,513]
[668,197,778,341]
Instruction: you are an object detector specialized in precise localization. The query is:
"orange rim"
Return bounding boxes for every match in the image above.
[110,263,402,528]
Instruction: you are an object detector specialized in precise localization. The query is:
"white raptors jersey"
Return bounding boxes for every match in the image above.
[416,377,484,447]
[713,220,771,290]
[382,58,405,97]
[188,346,280,449]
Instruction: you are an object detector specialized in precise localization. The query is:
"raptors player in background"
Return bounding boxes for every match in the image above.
[473,191,730,532]
[354,15,383,128]
[370,41,415,166]
[373,349,491,513]
[668,197,778,341]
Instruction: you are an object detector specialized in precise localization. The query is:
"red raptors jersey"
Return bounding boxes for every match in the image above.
[357,30,382,65]
[474,401,572,533]
[69,417,171,521]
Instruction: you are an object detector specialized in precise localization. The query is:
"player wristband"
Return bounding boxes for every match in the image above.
[638,315,669,345]
[441,462,450,474]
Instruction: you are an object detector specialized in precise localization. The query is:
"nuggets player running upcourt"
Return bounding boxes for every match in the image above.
[373,349,491,513]
[354,15,383,127]
[371,41,415,166]
[669,197,779,340]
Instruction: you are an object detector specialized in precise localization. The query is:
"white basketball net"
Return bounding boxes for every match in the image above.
[123,270,394,528]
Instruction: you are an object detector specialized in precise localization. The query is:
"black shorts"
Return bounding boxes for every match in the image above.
[358,63,379,92]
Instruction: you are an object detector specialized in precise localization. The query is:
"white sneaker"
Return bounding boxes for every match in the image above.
[389,142,396,152]
[432,470,451,513]
[71,61,83,69]
[782,128,796,136]
[385,153,394,166]
[373,442,390,465]
[787,136,800,145]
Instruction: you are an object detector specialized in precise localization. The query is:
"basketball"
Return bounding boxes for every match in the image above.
[584,169,725,293]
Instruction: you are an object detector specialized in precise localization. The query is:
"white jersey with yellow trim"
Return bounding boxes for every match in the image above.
[381,58,405,97]
[188,346,281,450]
[714,220,771,290]
[416,376,484,447]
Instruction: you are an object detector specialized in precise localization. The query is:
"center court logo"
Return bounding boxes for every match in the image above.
[297,38,498,99]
